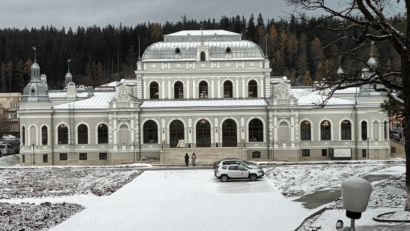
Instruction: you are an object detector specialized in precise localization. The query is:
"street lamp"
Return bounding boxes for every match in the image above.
[31,143,35,165]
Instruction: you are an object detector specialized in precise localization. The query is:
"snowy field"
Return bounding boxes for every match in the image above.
[1,202,85,231]
[265,162,397,197]
[0,168,142,199]
[0,154,20,166]
[0,160,407,230]
[1,169,317,231]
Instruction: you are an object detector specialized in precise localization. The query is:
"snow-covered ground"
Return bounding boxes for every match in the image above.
[0,154,20,166]
[265,163,392,197]
[0,168,142,199]
[2,170,317,231]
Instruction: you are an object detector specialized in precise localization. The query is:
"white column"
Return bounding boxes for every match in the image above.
[211,78,214,98]
[162,118,166,144]
[235,78,239,98]
[274,115,278,147]
[242,77,246,98]
[260,77,264,98]
[168,79,171,99]
[218,78,221,98]
[188,118,192,144]
[113,116,118,150]
[291,114,295,148]
[131,113,135,150]
[193,79,196,99]
[186,78,190,98]
[214,117,219,144]
[161,79,165,99]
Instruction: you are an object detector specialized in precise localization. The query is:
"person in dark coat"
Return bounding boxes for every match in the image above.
[184,153,189,166]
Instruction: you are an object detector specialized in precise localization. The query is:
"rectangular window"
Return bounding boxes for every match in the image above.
[362,149,367,158]
[79,153,87,160]
[11,124,18,130]
[22,155,25,163]
[322,149,327,156]
[10,103,18,108]
[60,153,67,160]
[302,149,310,156]
[99,153,107,160]
[43,154,48,163]
[252,151,261,158]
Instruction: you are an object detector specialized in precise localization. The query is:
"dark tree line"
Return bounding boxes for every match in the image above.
[0,13,405,92]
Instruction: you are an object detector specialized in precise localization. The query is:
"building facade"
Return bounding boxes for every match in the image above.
[0,93,22,138]
[18,30,390,166]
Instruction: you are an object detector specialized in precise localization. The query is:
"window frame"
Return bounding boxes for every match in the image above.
[60,153,67,161]
[58,124,68,144]
[99,153,107,160]
[41,126,48,145]
[78,124,88,144]
[300,121,311,140]
[362,149,367,158]
[79,153,87,160]
[223,81,233,98]
[98,124,108,144]
[43,154,48,163]
[341,120,352,140]
[249,119,263,142]
[322,149,327,157]
[302,149,310,156]
[361,121,368,140]
[252,151,261,158]
[150,82,159,99]
[143,120,158,143]
[248,80,258,98]
[320,120,331,140]
[200,51,206,61]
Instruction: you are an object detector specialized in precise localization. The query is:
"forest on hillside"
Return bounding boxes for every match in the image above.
[0,13,406,92]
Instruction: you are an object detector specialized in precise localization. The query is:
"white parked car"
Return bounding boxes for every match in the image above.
[215,164,264,182]
[2,134,16,140]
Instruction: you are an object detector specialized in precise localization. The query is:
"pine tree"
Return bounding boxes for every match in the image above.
[0,63,6,93]
[247,14,256,42]
[5,61,13,92]
[303,71,312,86]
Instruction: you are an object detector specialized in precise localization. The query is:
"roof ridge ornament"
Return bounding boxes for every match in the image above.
[32,46,37,62]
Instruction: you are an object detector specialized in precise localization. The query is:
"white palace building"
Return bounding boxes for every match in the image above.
[18,30,390,166]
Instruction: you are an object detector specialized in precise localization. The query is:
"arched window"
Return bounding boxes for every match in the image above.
[174,81,183,99]
[200,51,206,61]
[143,120,158,143]
[150,82,159,99]
[341,120,351,140]
[22,126,25,145]
[78,124,88,144]
[248,80,258,98]
[223,81,233,98]
[249,119,263,142]
[196,119,211,147]
[199,81,208,98]
[361,121,368,140]
[222,119,237,147]
[321,120,331,140]
[58,124,68,144]
[300,121,311,140]
[170,120,184,148]
[41,126,48,145]
[98,124,108,144]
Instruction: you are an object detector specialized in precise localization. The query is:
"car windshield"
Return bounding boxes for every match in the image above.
[0,145,5,148]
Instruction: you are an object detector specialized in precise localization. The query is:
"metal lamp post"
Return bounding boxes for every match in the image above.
[367,137,370,160]
[31,143,35,165]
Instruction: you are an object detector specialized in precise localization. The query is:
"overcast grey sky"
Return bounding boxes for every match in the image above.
[0,0,405,30]
[0,0,288,29]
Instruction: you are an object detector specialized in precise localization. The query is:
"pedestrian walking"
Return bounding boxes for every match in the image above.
[191,153,196,166]
[184,153,189,166]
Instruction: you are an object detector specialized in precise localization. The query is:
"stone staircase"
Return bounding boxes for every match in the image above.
[160,147,245,165]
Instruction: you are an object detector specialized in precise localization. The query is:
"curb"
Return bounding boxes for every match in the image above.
[294,207,327,231]
[373,211,410,223]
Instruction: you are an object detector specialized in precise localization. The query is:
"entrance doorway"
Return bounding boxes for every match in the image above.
[222,119,237,147]
[170,120,184,148]
[196,120,211,147]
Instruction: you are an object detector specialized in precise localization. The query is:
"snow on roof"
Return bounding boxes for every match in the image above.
[334,87,360,94]
[165,30,240,37]
[54,92,116,109]
[291,89,355,106]
[141,99,267,108]
[49,92,89,98]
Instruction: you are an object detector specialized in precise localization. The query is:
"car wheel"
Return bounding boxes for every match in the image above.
[250,174,257,181]
[221,175,228,182]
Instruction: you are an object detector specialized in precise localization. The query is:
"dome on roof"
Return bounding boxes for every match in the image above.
[142,40,264,60]
[337,66,344,75]
[65,71,72,78]
[31,62,40,69]
[367,56,377,69]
